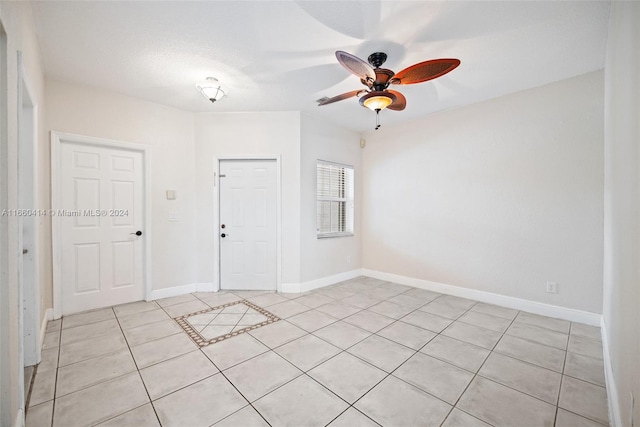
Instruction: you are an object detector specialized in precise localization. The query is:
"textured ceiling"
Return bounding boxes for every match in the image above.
[31,1,611,132]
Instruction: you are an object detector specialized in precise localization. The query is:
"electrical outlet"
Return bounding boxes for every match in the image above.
[546,281,558,294]
[346,255,351,264]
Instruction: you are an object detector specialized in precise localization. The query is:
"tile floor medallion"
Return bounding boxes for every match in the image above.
[175,299,280,347]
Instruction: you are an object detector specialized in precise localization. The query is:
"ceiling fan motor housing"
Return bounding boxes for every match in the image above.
[365,52,395,91]
[373,68,395,91]
[360,68,395,91]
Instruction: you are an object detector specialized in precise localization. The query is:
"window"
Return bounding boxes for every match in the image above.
[317,160,354,238]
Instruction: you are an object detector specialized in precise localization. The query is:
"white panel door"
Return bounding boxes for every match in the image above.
[219,159,277,291]
[59,142,144,315]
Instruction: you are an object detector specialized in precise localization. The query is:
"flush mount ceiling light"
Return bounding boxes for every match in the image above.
[196,77,227,103]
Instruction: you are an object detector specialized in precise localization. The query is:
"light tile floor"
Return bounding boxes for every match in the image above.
[26,277,609,427]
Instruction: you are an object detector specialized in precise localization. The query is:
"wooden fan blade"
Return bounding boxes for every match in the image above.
[336,51,375,82]
[387,90,406,111]
[391,58,460,85]
[317,90,366,106]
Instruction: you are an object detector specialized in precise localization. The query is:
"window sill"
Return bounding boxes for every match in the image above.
[317,233,354,239]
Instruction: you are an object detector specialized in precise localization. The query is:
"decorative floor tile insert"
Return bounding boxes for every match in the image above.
[175,300,280,347]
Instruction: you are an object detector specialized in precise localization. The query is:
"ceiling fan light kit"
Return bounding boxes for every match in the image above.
[318,50,460,129]
[196,77,227,103]
[360,91,396,111]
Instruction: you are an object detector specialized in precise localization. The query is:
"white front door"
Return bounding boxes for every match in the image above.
[59,141,145,315]
[219,159,277,291]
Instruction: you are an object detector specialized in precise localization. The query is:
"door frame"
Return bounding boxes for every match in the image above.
[0,19,11,427]
[17,52,40,401]
[51,132,152,319]
[214,156,282,292]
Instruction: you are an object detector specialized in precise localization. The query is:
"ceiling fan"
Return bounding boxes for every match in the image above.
[317,51,460,129]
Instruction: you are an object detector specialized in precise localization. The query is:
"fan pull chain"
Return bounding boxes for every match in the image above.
[375,109,381,130]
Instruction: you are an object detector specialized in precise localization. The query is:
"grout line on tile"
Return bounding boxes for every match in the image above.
[440,406,457,427]
[558,335,570,409]
[95,403,155,426]
[372,342,464,410]
[56,340,129,369]
[324,406,353,426]
[200,344,269,374]
[148,371,220,403]
[446,305,520,411]
[449,407,498,427]
[303,370,364,409]
[50,315,64,426]
[211,351,305,416]
[309,321,374,352]
[558,408,610,427]
[212,402,272,427]
[474,371,559,408]
[60,307,117,330]
[553,404,561,427]
[111,306,161,425]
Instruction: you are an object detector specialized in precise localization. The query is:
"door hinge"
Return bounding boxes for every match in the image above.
[214,172,226,187]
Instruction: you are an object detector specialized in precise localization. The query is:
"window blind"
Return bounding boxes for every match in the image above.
[317,161,354,237]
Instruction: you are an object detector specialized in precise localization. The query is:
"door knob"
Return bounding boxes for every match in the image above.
[221,224,226,229]
[130,231,142,236]
[221,233,226,238]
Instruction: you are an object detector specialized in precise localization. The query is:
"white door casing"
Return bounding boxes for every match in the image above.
[52,133,150,317]
[17,52,40,370]
[0,22,11,427]
[219,159,277,291]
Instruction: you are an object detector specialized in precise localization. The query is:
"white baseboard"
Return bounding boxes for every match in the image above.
[600,318,621,427]
[282,269,364,294]
[147,282,216,301]
[300,269,364,293]
[148,283,197,301]
[39,308,53,352]
[280,282,301,293]
[362,269,602,326]
[194,282,215,292]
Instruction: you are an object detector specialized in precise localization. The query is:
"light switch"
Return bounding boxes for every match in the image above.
[166,190,176,200]
[168,211,179,221]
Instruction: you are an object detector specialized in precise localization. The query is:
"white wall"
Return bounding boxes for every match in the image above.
[0,2,46,425]
[194,111,301,286]
[362,71,604,314]
[299,113,362,284]
[603,2,640,425]
[45,80,198,292]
